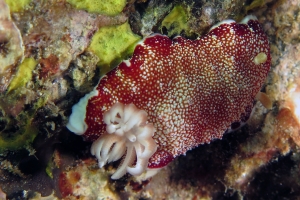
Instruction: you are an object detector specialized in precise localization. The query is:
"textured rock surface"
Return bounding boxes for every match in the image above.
[1,0,300,199]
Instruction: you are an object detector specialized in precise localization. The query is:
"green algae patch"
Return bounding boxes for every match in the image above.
[0,118,38,152]
[67,0,126,16]
[0,95,49,153]
[88,22,141,72]
[161,5,190,37]
[8,58,37,93]
[245,0,266,12]
[5,0,32,12]
[45,160,54,178]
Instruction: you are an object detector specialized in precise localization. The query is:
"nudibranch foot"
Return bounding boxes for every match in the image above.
[67,15,271,179]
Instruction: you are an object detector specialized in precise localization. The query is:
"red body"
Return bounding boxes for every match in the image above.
[83,18,271,168]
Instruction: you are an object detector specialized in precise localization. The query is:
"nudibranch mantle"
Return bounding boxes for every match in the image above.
[67,15,271,179]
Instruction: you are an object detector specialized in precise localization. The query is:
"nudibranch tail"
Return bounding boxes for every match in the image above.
[67,15,271,179]
[67,90,98,135]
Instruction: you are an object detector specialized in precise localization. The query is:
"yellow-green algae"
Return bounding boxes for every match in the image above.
[8,58,37,93]
[46,159,54,178]
[4,0,32,12]
[245,0,266,12]
[67,0,126,16]
[161,5,190,37]
[0,95,49,152]
[0,117,38,152]
[88,22,141,72]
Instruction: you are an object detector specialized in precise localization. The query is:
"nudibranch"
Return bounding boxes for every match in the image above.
[67,15,271,179]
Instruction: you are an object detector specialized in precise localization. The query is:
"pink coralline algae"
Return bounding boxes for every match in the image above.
[0,0,24,92]
[67,15,271,179]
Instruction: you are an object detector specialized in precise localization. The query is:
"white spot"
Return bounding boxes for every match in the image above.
[123,59,131,67]
[253,52,267,65]
[209,19,235,32]
[240,15,258,24]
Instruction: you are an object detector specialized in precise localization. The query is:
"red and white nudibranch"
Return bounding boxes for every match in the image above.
[67,15,271,179]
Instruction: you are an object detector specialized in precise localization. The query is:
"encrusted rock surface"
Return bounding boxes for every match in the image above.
[1,0,300,199]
